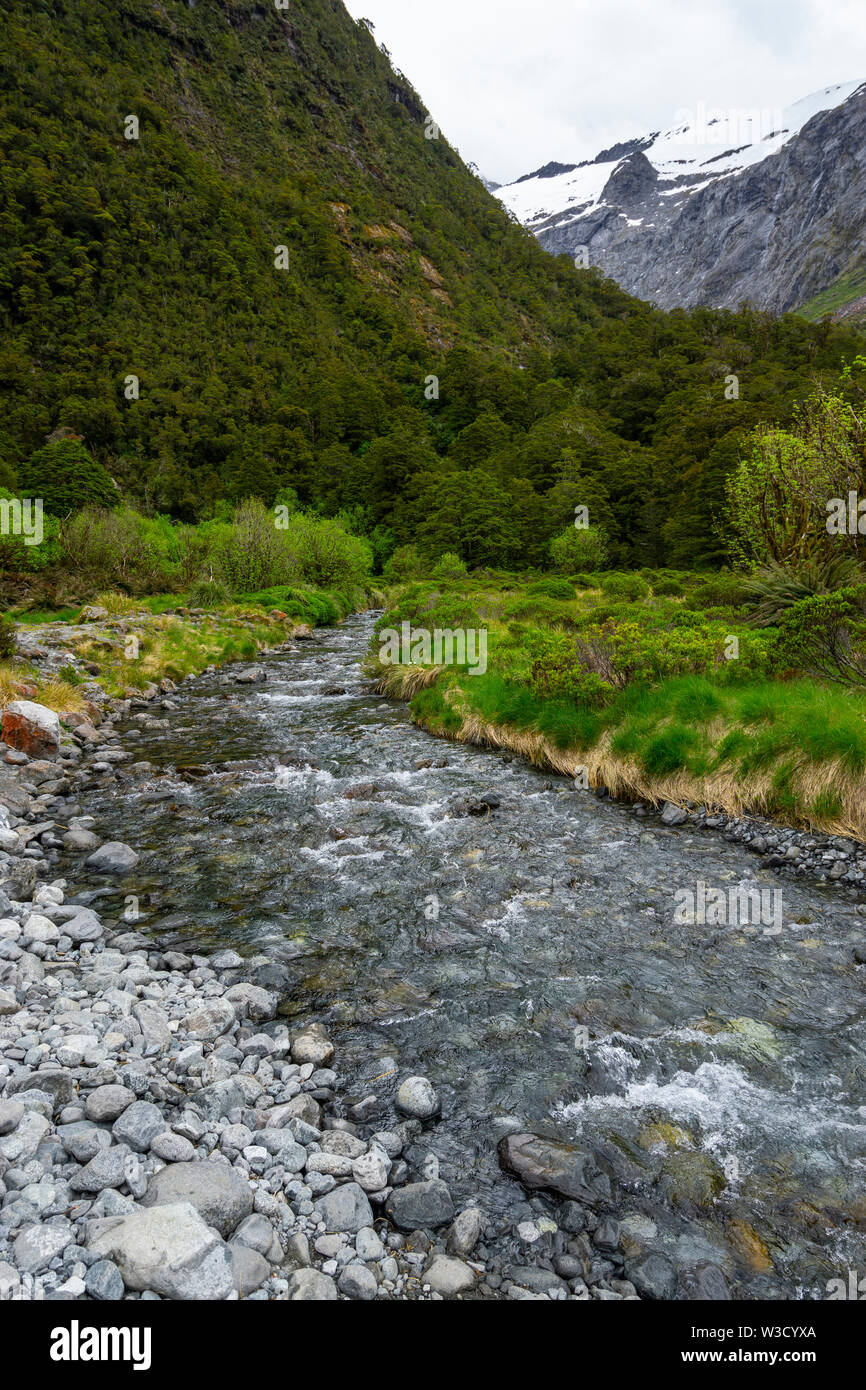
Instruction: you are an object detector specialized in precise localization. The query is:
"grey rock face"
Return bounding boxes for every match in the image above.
[511,84,866,315]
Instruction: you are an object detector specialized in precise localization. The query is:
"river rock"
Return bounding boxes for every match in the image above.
[13,1218,75,1273]
[338,1262,378,1300]
[497,1132,615,1206]
[112,1101,165,1152]
[85,841,139,873]
[84,1085,134,1123]
[1,700,61,758]
[396,1075,440,1119]
[447,1206,484,1256]
[424,1255,475,1296]
[131,1001,172,1051]
[287,1268,338,1300]
[627,1251,678,1300]
[314,1182,373,1234]
[88,1201,234,1300]
[0,1099,24,1135]
[231,1244,270,1297]
[70,1144,132,1193]
[291,1022,334,1066]
[184,998,236,1042]
[660,801,689,826]
[139,1160,253,1236]
[384,1180,454,1230]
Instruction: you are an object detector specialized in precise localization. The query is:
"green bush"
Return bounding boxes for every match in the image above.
[599,572,650,601]
[0,615,16,658]
[432,552,468,582]
[689,575,752,608]
[526,577,576,600]
[384,544,425,580]
[550,525,608,572]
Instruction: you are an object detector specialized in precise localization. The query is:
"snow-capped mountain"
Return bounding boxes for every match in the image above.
[497,81,866,315]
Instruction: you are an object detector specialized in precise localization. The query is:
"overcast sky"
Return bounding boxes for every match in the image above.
[343,0,866,184]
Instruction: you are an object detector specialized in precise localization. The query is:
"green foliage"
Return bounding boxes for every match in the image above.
[431,552,468,583]
[744,554,863,625]
[726,389,866,567]
[599,572,650,601]
[0,615,16,658]
[526,577,576,600]
[550,525,609,572]
[384,544,425,580]
[688,575,752,608]
[23,441,117,517]
[772,588,866,687]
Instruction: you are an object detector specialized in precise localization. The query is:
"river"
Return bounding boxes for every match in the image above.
[81,611,866,1299]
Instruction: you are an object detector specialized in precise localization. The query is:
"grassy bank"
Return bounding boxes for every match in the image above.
[366,572,866,841]
[3,584,376,707]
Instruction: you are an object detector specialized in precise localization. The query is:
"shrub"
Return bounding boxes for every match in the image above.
[689,575,752,608]
[187,579,231,609]
[527,577,576,600]
[653,576,685,596]
[550,525,608,572]
[772,589,866,687]
[432,552,468,582]
[599,572,650,601]
[60,508,174,593]
[284,513,372,589]
[384,544,425,580]
[529,653,613,707]
[0,615,16,659]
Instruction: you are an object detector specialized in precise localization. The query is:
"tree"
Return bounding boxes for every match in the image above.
[23,439,117,517]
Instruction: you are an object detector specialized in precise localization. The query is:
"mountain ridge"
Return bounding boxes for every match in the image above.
[498,80,866,317]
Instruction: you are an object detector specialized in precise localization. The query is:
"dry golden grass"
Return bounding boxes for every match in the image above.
[394,689,866,843]
[0,663,86,714]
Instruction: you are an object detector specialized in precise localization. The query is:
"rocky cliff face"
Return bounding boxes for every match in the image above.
[498,82,866,315]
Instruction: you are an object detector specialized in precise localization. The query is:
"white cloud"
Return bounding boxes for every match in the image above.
[343,0,866,183]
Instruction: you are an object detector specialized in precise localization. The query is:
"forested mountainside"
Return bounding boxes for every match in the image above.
[1,0,865,567]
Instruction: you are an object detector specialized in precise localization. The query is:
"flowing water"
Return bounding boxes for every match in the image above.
[82,613,866,1298]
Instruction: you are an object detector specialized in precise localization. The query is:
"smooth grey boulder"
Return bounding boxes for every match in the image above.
[139,1161,253,1236]
[85,841,139,873]
[84,1085,134,1124]
[338,1262,378,1300]
[395,1075,440,1119]
[424,1255,475,1296]
[112,1101,164,1153]
[230,1243,270,1297]
[88,1202,233,1300]
[314,1182,373,1234]
[384,1180,454,1230]
[286,1268,338,1301]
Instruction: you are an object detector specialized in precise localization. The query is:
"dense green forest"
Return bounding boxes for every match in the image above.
[2,0,865,573]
